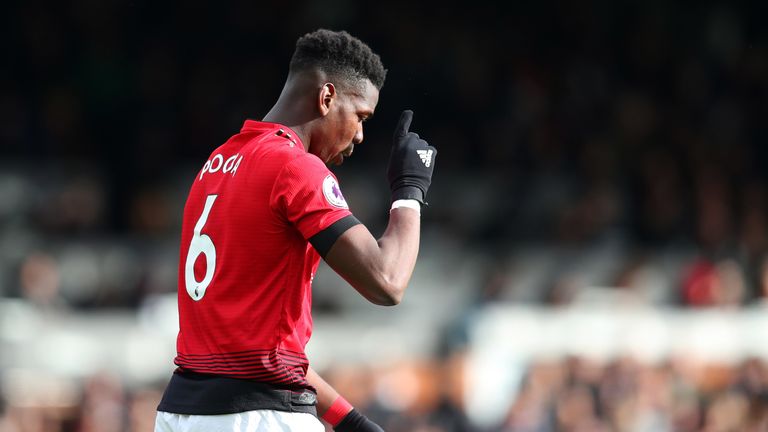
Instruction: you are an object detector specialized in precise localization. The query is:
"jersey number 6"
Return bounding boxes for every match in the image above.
[184,194,218,301]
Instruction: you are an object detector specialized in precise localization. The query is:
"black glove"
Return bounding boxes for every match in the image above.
[334,408,384,432]
[387,110,437,205]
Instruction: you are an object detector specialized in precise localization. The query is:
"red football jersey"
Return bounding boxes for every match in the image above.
[174,120,352,388]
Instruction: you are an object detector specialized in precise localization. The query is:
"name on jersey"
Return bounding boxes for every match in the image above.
[199,153,243,181]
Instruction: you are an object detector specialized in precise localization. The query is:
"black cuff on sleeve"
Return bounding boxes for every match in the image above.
[309,215,361,258]
[391,185,425,204]
[334,409,384,432]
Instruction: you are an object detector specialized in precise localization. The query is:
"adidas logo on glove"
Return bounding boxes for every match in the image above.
[417,149,433,167]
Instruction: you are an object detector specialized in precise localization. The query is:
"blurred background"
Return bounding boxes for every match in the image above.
[2,0,768,431]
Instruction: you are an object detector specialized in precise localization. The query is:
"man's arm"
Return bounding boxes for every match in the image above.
[324,110,435,306]
[308,367,345,417]
[324,208,419,305]
[308,367,383,432]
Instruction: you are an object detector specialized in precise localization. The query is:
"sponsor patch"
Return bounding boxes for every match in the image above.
[322,175,348,208]
[295,391,317,405]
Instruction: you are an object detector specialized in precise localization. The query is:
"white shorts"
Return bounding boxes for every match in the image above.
[154,410,325,432]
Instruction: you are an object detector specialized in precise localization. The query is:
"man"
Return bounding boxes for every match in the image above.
[154,29,437,432]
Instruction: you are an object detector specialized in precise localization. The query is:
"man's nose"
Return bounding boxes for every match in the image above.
[353,126,363,144]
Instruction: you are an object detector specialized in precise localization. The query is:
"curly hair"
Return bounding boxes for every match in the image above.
[289,29,387,90]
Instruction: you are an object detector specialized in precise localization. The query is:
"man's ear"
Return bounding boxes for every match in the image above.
[318,83,336,117]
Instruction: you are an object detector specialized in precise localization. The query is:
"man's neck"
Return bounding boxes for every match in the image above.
[262,103,312,151]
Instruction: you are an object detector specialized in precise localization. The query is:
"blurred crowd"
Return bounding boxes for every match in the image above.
[342,355,768,432]
[3,0,768,431]
[0,371,163,432]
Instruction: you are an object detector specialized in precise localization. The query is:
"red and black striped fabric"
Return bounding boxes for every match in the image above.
[174,348,309,386]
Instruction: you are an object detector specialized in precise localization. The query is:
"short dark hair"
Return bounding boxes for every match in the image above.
[289,29,387,90]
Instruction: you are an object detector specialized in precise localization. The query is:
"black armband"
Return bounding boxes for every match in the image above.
[309,215,361,258]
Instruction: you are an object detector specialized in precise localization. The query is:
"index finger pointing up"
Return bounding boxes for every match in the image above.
[394,110,414,139]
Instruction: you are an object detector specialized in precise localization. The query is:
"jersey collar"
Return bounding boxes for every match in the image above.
[242,120,304,150]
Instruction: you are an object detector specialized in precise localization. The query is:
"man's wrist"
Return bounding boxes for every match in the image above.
[390,199,421,215]
[322,396,354,427]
